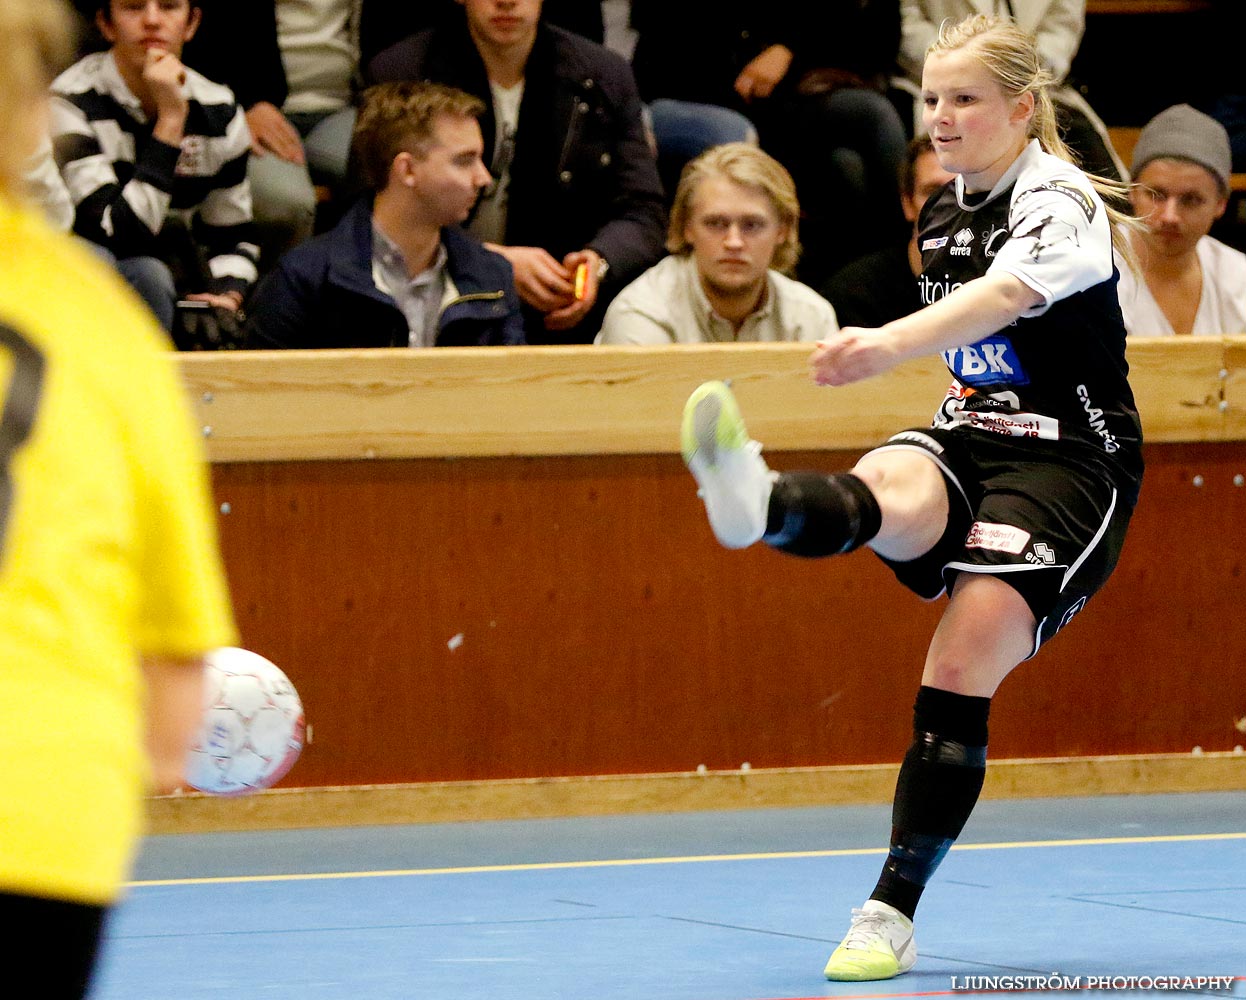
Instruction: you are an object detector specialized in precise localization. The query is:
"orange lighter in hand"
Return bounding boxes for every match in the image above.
[574,262,589,300]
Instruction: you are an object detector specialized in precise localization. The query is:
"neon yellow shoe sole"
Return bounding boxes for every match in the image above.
[680,380,749,469]
[823,902,917,982]
[823,941,913,981]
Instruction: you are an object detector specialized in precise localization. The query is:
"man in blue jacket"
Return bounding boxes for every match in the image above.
[244,81,525,349]
[367,0,666,344]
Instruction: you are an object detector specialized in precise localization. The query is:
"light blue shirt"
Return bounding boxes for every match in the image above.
[372,224,449,348]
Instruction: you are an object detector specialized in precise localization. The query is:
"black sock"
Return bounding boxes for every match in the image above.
[869,686,990,919]
[763,472,882,557]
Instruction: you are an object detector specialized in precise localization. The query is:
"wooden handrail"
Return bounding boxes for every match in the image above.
[176,337,1245,463]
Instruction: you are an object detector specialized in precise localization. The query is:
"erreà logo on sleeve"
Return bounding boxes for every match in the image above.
[942,335,1029,387]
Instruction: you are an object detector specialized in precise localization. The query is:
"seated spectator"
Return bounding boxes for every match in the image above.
[244,82,524,349]
[895,1,1124,181]
[596,144,837,345]
[822,137,955,328]
[629,0,908,287]
[367,0,666,344]
[51,0,258,333]
[1117,105,1246,337]
[361,0,604,67]
[186,0,365,263]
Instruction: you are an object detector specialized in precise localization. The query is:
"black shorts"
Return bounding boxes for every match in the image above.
[0,891,106,998]
[867,427,1137,657]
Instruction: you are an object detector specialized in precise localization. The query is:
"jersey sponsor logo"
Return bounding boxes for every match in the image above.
[922,236,949,250]
[951,226,975,256]
[965,521,1031,555]
[1076,384,1120,453]
[942,336,1029,387]
[934,385,1060,440]
[1033,179,1097,222]
[956,409,1059,439]
[1017,213,1081,264]
[918,273,963,304]
[981,225,1009,257]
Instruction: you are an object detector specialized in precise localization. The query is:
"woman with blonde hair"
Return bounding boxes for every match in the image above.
[0,2,237,995]
[681,14,1141,981]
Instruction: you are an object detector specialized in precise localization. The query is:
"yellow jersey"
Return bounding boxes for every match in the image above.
[0,195,237,906]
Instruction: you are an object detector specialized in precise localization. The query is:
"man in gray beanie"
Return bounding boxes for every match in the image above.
[1117,103,1245,336]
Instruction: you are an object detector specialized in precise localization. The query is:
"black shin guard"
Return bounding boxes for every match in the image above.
[763,472,882,558]
[870,686,990,918]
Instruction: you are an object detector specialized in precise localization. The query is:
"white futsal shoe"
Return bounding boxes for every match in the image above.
[680,380,775,549]
[823,900,918,981]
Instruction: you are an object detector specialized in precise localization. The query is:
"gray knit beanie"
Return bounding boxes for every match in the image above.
[1132,104,1232,190]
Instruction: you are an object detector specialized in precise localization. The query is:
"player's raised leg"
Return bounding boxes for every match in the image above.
[681,381,946,559]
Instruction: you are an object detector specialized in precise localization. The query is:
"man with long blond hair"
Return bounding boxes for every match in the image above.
[0,2,236,994]
[596,143,838,344]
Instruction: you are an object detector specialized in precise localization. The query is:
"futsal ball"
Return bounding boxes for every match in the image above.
[185,647,305,796]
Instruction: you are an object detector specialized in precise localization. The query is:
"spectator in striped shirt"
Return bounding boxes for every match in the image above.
[50,0,258,333]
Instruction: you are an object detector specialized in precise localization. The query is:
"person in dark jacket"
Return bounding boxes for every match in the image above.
[629,0,908,286]
[244,81,525,349]
[359,0,603,68]
[180,0,605,266]
[822,137,955,328]
[367,0,665,344]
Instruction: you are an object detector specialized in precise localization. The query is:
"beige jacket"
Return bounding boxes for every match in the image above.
[595,254,838,346]
[898,0,1085,85]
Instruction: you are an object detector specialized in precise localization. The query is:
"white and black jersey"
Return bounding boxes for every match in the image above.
[916,140,1142,496]
[50,52,258,296]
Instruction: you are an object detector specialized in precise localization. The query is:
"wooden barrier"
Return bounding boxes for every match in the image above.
[159,340,1246,830]
[179,337,1234,461]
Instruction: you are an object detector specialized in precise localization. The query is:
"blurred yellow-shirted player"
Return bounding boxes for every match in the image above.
[0,2,237,995]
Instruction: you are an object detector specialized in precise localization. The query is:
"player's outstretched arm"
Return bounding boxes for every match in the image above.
[810,272,1043,387]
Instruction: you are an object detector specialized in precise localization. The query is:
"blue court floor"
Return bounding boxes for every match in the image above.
[90,792,1246,1000]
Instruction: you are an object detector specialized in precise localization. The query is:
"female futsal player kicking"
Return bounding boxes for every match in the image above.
[681,13,1142,983]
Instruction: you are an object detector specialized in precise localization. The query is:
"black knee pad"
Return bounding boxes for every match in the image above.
[763,472,882,558]
[913,685,991,747]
